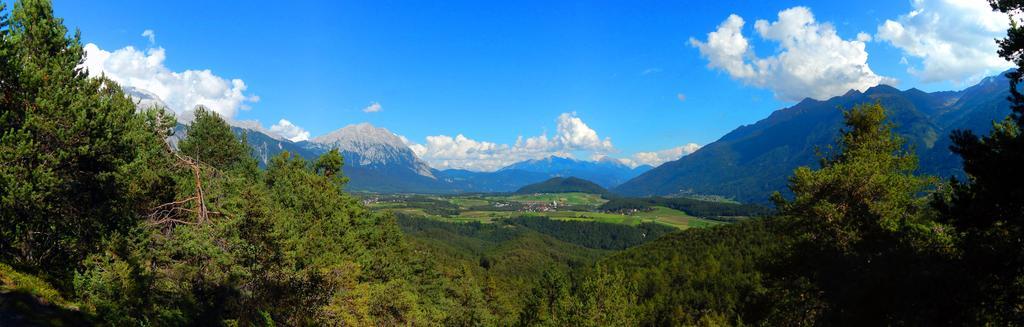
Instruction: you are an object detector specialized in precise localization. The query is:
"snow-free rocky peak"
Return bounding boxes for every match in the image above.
[310,123,435,178]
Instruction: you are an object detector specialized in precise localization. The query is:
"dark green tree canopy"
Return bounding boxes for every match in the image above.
[774,103,935,252]
[0,0,169,280]
[177,106,251,171]
[930,1,1024,322]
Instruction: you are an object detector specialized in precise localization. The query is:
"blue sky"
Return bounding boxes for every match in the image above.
[55,0,1012,170]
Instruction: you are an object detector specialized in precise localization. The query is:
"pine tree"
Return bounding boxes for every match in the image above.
[770,103,955,324]
[0,0,171,281]
[930,1,1024,322]
[176,106,251,171]
[314,148,349,188]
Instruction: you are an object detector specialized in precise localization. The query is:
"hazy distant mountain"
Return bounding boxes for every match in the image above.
[499,155,651,188]
[614,71,1014,203]
[433,169,551,193]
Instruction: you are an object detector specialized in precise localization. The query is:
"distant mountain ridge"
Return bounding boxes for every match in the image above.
[501,156,651,188]
[227,125,654,193]
[145,71,1013,198]
[160,115,650,193]
[614,71,1015,203]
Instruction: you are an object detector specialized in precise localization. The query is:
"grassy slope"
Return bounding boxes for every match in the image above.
[0,263,88,326]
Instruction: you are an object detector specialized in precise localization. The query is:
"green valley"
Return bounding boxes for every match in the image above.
[360,192,748,229]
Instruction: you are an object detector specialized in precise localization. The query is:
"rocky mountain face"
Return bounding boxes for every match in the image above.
[614,71,1015,203]
[310,123,435,179]
[276,123,443,193]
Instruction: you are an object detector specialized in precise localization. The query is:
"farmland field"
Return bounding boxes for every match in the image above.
[487,193,608,206]
[364,193,741,229]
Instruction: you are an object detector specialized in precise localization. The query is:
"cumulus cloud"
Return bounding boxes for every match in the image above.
[269,119,311,142]
[141,29,155,43]
[407,112,614,171]
[226,119,310,142]
[362,102,382,113]
[690,7,891,101]
[412,134,513,171]
[554,112,614,152]
[81,43,258,121]
[856,32,872,42]
[628,143,701,167]
[876,0,1012,84]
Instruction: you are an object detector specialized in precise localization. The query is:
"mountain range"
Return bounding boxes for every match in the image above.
[614,71,1014,203]
[171,121,649,193]
[149,71,1013,202]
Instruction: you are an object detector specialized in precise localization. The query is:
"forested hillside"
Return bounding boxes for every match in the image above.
[515,177,608,195]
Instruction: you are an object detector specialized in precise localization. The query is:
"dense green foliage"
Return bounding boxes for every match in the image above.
[177,107,253,171]
[515,177,609,195]
[927,1,1024,322]
[515,266,638,326]
[766,103,957,324]
[396,214,609,322]
[597,219,782,325]
[503,216,676,250]
[600,195,773,218]
[0,0,175,286]
[522,103,991,325]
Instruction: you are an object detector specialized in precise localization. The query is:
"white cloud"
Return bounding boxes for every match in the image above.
[141,29,155,43]
[362,102,382,113]
[228,120,273,135]
[690,7,891,101]
[554,112,614,152]
[413,134,513,171]
[269,119,311,142]
[856,32,872,42]
[876,0,1012,84]
[629,143,701,167]
[691,14,757,80]
[407,112,614,171]
[81,43,258,121]
[226,119,309,142]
